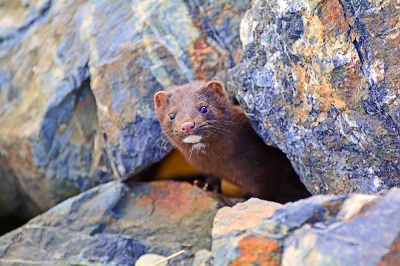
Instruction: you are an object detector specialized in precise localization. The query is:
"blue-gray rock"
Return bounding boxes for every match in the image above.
[0,180,235,265]
[282,188,400,265]
[0,0,110,218]
[230,0,400,195]
[211,188,400,265]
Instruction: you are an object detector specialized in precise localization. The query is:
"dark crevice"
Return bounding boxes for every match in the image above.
[0,214,29,236]
[134,148,311,204]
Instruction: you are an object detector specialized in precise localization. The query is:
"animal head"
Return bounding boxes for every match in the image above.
[154,80,231,150]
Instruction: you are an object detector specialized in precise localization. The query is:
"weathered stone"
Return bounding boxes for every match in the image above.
[0,0,51,48]
[379,233,400,266]
[283,189,400,265]
[212,198,283,265]
[193,249,213,266]
[211,188,400,265]
[230,0,400,195]
[0,0,110,217]
[0,180,235,265]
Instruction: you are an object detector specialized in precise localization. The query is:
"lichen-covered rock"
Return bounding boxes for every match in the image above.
[212,188,400,266]
[230,0,400,195]
[0,180,235,265]
[0,0,109,218]
[212,199,283,265]
[0,0,249,218]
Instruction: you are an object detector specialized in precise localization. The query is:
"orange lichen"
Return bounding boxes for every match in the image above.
[230,235,281,266]
[318,0,350,35]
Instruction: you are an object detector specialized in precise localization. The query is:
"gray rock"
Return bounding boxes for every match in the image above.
[0,180,236,265]
[0,0,110,218]
[211,188,400,265]
[283,189,400,265]
[230,0,400,195]
[193,249,213,266]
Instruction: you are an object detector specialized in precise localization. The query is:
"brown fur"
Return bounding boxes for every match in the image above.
[154,80,295,200]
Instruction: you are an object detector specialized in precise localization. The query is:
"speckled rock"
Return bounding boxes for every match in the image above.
[212,188,400,266]
[212,198,283,265]
[230,0,400,195]
[0,180,235,265]
[0,0,109,218]
[0,0,249,219]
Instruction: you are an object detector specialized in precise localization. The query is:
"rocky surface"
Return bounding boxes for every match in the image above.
[230,0,400,195]
[0,181,398,265]
[212,188,400,266]
[0,0,249,218]
[1,0,400,264]
[0,180,236,265]
[0,0,111,218]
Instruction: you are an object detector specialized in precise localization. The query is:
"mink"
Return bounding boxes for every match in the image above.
[154,80,300,200]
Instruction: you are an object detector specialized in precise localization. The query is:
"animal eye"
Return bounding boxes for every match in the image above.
[199,106,208,114]
[169,113,176,120]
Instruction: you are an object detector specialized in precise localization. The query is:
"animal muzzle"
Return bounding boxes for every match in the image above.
[181,122,195,133]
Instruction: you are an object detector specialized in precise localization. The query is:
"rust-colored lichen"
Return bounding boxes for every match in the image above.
[230,235,281,266]
[318,0,349,35]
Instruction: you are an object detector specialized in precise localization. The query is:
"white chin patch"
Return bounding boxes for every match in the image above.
[182,135,202,143]
[191,143,206,153]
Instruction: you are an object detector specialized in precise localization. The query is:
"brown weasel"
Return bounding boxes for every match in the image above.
[154,80,296,200]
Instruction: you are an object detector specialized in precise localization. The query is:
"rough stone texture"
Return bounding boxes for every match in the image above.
[212,188,400,266]
[230,0,400,195]
[0,0,248,218]
[0,180,235,265]
[0,0,110,218]
[212,199,283,266]
[193,249,213,266]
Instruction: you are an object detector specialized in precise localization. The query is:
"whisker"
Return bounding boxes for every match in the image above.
[152,134,168,148]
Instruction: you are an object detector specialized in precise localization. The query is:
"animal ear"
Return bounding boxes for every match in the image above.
[154,91,169,110]
[206,80,225,97]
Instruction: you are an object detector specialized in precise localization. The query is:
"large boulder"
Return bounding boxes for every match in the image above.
[0,0,106,218]
[230,0,400,195]
[0,180,236,265]
[1,183,399,265]
[212,188,400,265]
[0,0,249,218]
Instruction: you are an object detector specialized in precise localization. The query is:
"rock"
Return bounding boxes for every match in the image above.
[212,198,283,265]
[0,180,236,265]
[135,254,167,266]
[0,0,249,219]
[211,188,400,265]
[0,0,111,218]
[230,0,400,195]
[193,249,213,266]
